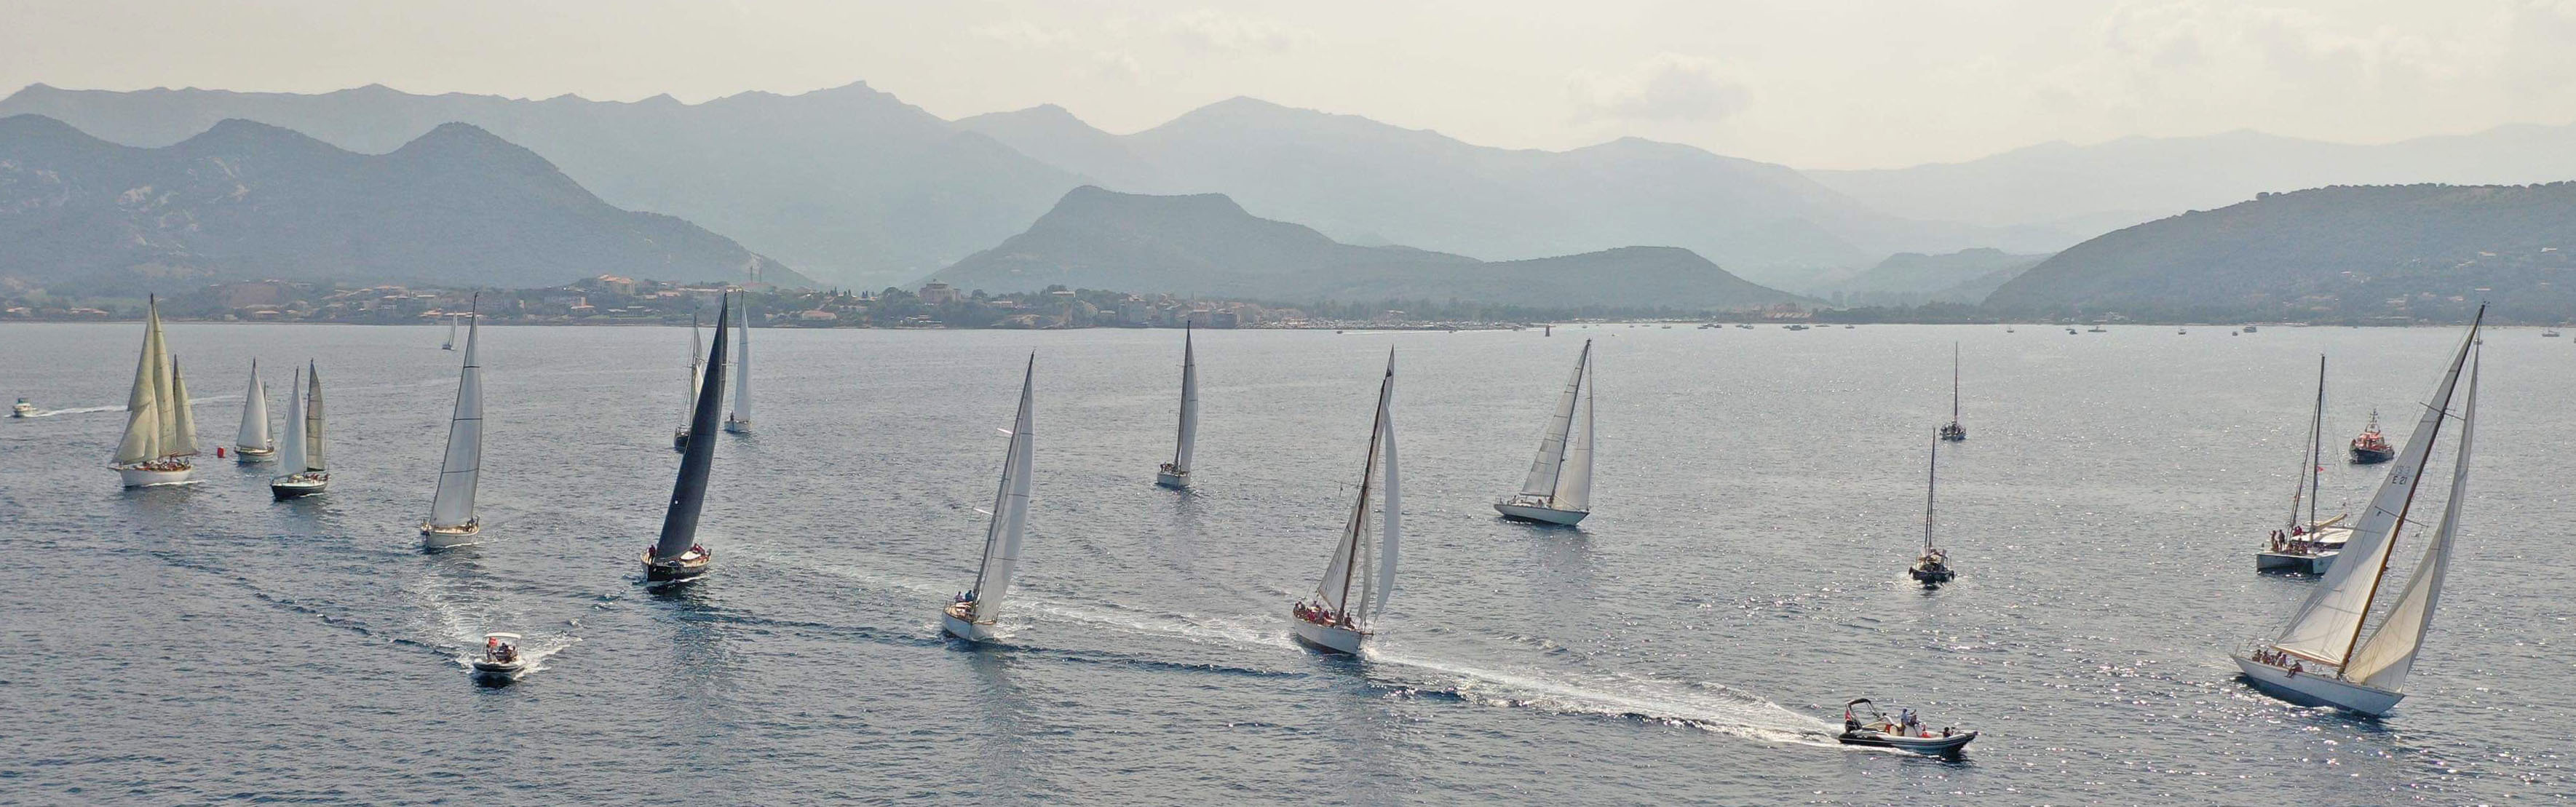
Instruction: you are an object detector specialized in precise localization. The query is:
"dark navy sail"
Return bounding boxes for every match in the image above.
[655,293,732,561]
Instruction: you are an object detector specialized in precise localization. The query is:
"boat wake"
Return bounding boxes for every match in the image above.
[25,404,120,417]
[1364,644,1844,747]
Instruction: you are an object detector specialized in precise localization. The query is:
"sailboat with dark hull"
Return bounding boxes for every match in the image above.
[268,362,328,499]
[2238,308,2482,716]
[644,293,732,581]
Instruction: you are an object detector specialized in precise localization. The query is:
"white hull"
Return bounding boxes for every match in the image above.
[2255,549,2337,573]
[1155,469,1189,489]
[1291,616,1366,654]
[723,418,750,434]
[234,446,277,464]
[470,659,526,677]
[2234,655,2403,715]
[116,464,196,488]
[940,608,998,642]
[421,520,483,549]
[1494,501,1588,525]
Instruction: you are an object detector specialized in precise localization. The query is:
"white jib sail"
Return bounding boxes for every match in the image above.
[2273,314,2478,664]
[113,303,166,465]
[729,303,753,424]
[237,361,270,450]
[428,314,483,529]
[1517,341,1589,502]
[971,357,1036,624]
[1554,347,1595,511]
[2345,353,2476,690]
[303,363,326,472]
[684,315,702,424]
[166,357,198,458]
[277,367,306,473]
[1371,351,1399,619]
[1171,327,1198,474]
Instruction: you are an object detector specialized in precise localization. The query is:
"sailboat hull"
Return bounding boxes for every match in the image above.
[1494,502,1588,525]
[421,520,483,549]
[940,609,998,642]
[116,464,195,488]
[234,446,276,464]
[642,546,713,581]
[1155,469,1189,489]
[723,419,750,434]
[2254,549,2338,573]
[2233,655,2403,715]
[671,429,689,452]
[1291,617,1366,654]
[269,474,328,499]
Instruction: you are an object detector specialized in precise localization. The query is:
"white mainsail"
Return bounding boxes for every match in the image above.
[236,360,271,451]
[2272,312,2480,664]
[1312,351,1398,624]
[427,312,484,530]
[726,301,753,428]
[970,356,1037,624]
[1516,341,1589,504]
[165,356,199,458]
[301,362,326,472]
[277,367,306,473]
[2343,351,2476,690]
[112,301,168,466]
[1556,344,1594,511]
[1170,326,1199,476]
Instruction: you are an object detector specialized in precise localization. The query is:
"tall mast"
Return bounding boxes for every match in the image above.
[2308,354,2325,529]
[1924,431,1938,552]
[1950,343,1961,423]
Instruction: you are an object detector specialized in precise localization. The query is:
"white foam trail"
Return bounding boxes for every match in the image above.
[26,404,121,417]
[1366,645,1842,747]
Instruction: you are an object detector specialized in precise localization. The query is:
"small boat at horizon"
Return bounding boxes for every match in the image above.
[111,297,200,488]
[1155,325,1197,490]
[643,292,732,583]
[1291,350,1400,654]
[268,362,328,499]
[2349,409,2395,464]
[944,354,1037,643]
[440,314,459,351]
[1496,340,1593,526]
[1909,432,1954,586]
[1939,343,1966,442]
[2237,306,2482,716]
[2257,354,2352,573]
[722,301,753,434]
[673,312,702,452]
[422,302,485,548]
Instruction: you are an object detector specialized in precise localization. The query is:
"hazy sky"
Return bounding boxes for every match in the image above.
[4,0,2570,169]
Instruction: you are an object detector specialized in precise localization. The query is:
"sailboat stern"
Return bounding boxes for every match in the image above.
[1155,465,1190,489]
[940,602,999,642]
[641,545,713,581]
[233,445,277,464]
[421,519,483,548]
[671,429,690,452]
[2233,653,2403,716]
[1290,612,1367,654]
[115,463,196,488]
[722,418,751,434]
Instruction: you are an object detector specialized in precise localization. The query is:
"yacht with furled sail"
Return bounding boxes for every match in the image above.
[269,362,328,499]
[2256,354,2353,573]
[673,312,702,452]
[944,355,1037,642]
[2349,409,2395,464]
[1909,432,1954,585]
[233,360,274,463]
[1496,339,1593,525]
[1155,326,1199,489]
[1938,343,1967,442]
[722,299,753,434]
[111,298,199,487]
[2236,307,2481,716]
[442,314,458,351]
[1291,351,1400,654]
[644,293,732,581]
[422,304,485,547]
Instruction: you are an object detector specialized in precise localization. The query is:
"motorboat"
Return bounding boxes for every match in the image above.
[10,397,31,418]
[470,632,528,678]
[1496,341,1593,526]
[2545,329,2562,338]
[2348,409,2394,464]
[1837,699,1975,755]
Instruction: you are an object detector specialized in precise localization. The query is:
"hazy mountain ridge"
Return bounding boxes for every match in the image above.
[1838,248,2050,306]
[0,114,801,293]
[1986,183,2576,321]
[930,186,1807,309]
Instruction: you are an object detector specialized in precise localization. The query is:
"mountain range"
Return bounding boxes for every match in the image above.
[0,114,801,294]
[1987,183,2576,322]
[1836,248,2050,306]
[930,186,1804,310]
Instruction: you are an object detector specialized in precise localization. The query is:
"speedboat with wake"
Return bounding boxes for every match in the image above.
[11,397,32,418]
[471,632,527,678]
[1838,699,1975,755]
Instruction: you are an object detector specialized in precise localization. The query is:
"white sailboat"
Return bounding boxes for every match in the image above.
[1496,339,1593,525]
[422,306,485,546]
[673,313,702,452]
[943,355,1037,642]
[269,362,328,498]
[442,314,458,351]
[2256,354,2353,573]
[2237,308,2482,716]
[1290,351,1400,654]
[1938,343,1967,441]
[1155,325,1198,489]
[1909,432,1954,584]
[723,300,752,434]
[111,297,199,487]
[233,359,275,463]
[644,293,732,581]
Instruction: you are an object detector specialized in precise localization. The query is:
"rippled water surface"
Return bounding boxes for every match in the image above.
[4,321,2567,805]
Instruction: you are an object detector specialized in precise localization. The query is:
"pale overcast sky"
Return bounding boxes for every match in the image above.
[4,0,2569,169]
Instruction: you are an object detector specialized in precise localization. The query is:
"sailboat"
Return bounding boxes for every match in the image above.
[2256,354,2353,573]
[673,313,702,452]
[1496,339,1593,525]
[1938,343,1967,442]
[943,355,1037,642]
[2238,308,2482,716]
[269,362,328,498]
[111,297,199,487]
[722,300,752,434]
[1909,432,1954,585]
[1290,351,1400,654]
[234,359,275,463]
[643,293,732,581]
[442,314,458,351]
[1156,325,1199,489]
[422,305,485,546]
